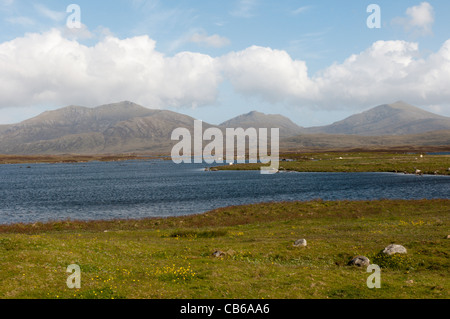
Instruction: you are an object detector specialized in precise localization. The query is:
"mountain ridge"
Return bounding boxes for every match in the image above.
[305,101,450,136]
[219,110,306,137]
[1,101,449,154]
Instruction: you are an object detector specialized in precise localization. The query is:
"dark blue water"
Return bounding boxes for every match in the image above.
[0,160,449,224]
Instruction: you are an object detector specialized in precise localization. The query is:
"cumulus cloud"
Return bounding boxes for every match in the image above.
[221,40,450,110]
[220,46,316,103]
[0,28,450,112]
[62,23,94,40]
[0,29,221,109]
[393,2,435,35]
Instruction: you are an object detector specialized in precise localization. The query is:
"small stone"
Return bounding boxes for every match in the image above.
[383,244,407,255]
[406,280,414,284]
[293,239,307,247]
[212,250,225,257]
[446,235,450,239]
[348,256,370,267]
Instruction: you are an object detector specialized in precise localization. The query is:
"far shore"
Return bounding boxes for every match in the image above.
[1,149,450,176]
[0,154,166,165]
[213,151,450,176]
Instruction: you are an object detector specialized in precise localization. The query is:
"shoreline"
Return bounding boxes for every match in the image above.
[1,198,448,233]
[2,152,450,176]
[0,154,167,165]
[213,151,450,176]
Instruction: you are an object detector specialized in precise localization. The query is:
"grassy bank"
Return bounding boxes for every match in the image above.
[215,152,450,175]
[0,154,164,165]
[0,199,448,299]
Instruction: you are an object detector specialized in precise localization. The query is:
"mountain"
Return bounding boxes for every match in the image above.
[220,111,305,137]
[306,101,450,136]
[1,101,449,155]
[0,101,206,154]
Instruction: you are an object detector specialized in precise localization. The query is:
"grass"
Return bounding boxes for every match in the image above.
[0,154,163,165]
[0,199,448,299]
[215,152,450,175]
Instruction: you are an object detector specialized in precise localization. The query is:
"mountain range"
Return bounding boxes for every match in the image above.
[0,101,449,154]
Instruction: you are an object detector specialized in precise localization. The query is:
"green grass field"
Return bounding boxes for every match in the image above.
[215,152,450,175]
[0,199,448,299]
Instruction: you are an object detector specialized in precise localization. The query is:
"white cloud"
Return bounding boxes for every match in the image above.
[219,40,450,111]
[220,46,315,103]
[393,2,435,36]
[0,29,221,109]
[0,28,450,113]
[188,32,231,48]
[62,23,94,40]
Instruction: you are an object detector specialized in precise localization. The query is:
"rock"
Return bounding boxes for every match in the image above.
[382,244,407,255]
[212,250,225,258]
[348,256,370,267]
[293,239,307,247]
[415,169,422,175]
[446,235,450,239]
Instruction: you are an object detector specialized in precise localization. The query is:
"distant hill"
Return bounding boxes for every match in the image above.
[0,101,449,154]
[0,101,205,154]
[306,101,450,136]
[220,111,305,137]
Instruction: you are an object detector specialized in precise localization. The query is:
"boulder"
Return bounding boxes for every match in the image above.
[382,244,407,255]
[293,239,307,247]
[212,250,225,257]
[348,256,370,267]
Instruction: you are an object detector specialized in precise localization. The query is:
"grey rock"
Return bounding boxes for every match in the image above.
[293,239,307,247]
[383,244,407,255]
[212,250,225,258]
[348,256,370,267]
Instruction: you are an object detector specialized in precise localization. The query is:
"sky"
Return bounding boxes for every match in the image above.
[0,0,450,127]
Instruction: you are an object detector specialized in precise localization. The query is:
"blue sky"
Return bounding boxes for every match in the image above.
[1,0,450,126]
